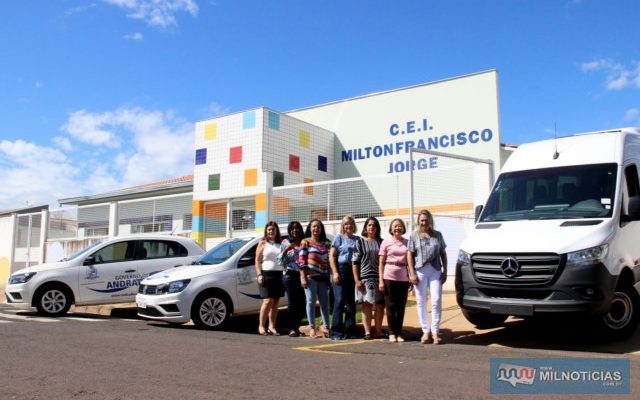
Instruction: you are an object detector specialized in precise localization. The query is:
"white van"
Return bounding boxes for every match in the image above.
[455,127,640,339]
[4,235,204,317]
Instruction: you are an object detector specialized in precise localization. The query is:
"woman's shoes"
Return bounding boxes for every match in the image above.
[267,328,281,336]
[258,328,268,336]
[288,330,300,337]
[420,333,433,344]
[363,333,373,340]
[432,334,443,345]
[388,334,397,343]
[396,336,405,343]
[308,328,318,338]
[321,326,330,337]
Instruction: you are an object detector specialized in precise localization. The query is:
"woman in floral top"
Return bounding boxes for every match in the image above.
[278,221,306,337]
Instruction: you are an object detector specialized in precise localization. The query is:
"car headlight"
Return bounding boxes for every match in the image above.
[566,244,608,267]
[156,279,191,295]
[457,250,471,267]
[9,272,37,284]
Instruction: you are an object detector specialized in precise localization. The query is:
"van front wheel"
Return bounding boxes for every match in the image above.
[600,284,640,340]
[461,309,507,329]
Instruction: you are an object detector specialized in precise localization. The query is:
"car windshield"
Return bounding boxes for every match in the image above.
[61,240,105,261]
[194,238,253,265]
[480,163,617,222]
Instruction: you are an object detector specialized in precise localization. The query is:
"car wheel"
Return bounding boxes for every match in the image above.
[191,291,231,330]
[35,285,72,317]
[599,283,640,340]
[461,308,508,329]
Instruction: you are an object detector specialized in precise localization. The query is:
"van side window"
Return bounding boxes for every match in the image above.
[92,241,133,263]
[138,240,188,259]
[622,164,640,217]
[237,244,258,268]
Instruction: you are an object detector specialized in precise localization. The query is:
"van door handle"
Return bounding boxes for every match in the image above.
[125,269,136,273]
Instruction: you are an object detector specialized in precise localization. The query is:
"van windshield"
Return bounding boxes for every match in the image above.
[480,163,617,222]
[195,238,252,265]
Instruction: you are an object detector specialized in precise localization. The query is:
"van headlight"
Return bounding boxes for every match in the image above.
[566,244,608,267]
[156,279,191,295]
[9,272,37,284]
[457,250,471,267]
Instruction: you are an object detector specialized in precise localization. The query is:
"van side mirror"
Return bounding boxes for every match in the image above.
[628,196,640,220]
[474,205,484,223]
[83,256,96,266]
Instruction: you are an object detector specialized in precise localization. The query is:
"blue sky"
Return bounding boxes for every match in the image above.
[1,0,639,210]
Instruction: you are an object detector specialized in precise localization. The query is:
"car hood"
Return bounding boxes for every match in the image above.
[142,263,231,284]
[461,219,614,254]
[11,260,74,276]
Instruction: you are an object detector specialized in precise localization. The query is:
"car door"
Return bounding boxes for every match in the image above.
[78,239,137,303]
[234,243,261,313]
[134,239,192,281]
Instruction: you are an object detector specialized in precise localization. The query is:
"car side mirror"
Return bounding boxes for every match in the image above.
[628,196,640,220]
[83,256,96,266]
[474,205,484,223]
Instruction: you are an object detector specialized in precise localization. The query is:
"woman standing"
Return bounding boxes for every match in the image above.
[379,218,416,343]
[255,221,284,335]
[329,215,358,340]
[407,210,448,344]
[278,221,306,337]
[298,219,331,338]
[353,216,384,340]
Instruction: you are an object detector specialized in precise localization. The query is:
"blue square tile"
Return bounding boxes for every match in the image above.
[243,111,256,129]
[268,111,280,130]
[318,155,327,172]
[195,148,207,165]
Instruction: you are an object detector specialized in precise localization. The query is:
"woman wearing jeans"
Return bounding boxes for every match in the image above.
[328,215,358,340]
[298,219,331,338]
[407,210,448,344]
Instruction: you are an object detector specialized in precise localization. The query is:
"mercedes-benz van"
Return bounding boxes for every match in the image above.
[455,127,640,339]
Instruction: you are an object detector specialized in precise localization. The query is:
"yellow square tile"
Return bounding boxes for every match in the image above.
[204,124,216,141]
[299,130,310,148]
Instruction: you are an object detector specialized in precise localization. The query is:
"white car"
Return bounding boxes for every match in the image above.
[4,235,205,317]
[137,234,270,329]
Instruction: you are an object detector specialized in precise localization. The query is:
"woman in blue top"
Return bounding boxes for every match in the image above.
[328,215,358,340]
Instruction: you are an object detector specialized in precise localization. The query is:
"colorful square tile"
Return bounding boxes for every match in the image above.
[243,111,256,129]
[230,146,242,164]
[244,168,257,186]
[304,178,314,195]
[273,171,284,187]
[195,148,207,165]
[204,124,216,141]
[268,111,280,130]
[318,155,327,172]
[208,174,220,190]
[289,154,300,172]
[299,130,310,148]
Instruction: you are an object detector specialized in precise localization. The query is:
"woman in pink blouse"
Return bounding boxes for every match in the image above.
[379,218,417,343]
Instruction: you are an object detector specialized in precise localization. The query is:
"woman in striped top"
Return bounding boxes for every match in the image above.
[298,219,331,338]
[352,216,384,340]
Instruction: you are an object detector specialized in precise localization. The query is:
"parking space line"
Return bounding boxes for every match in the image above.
[0,312,60,322]
[294,339,371,355]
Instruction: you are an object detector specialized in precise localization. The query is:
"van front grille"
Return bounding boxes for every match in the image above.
[138,284,158,295]
[471,253,562,287]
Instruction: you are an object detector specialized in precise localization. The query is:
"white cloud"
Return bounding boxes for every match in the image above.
[202,102,230,118]
[61,110,121,148]
[124,32,144,41]
[52,136,73,152]
[104,0,199,28]
[580,59,640,91]
[624,108,640,123]
[0,106,196,210]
